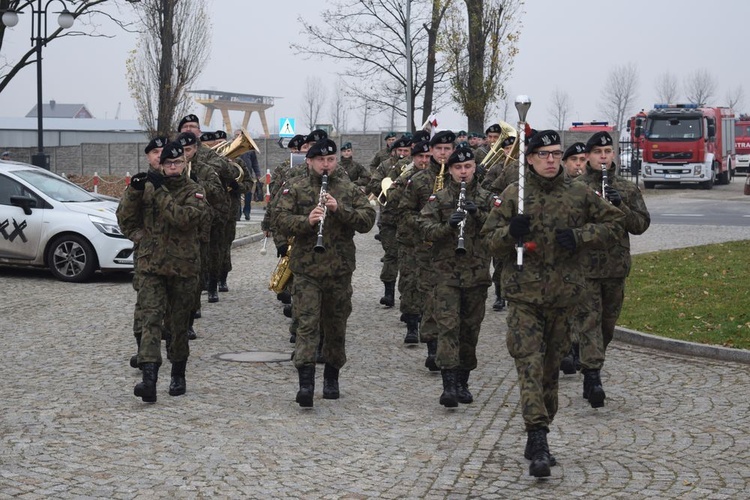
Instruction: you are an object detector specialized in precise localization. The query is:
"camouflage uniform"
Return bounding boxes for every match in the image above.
[274,169,376,369]
[481,167,624,432]
[575,162,651,370]
[339,156,371,189]
[220,158,254,282]
[419,178,493,370]
[369,147,391,173]
[116,173,206,366]
[390,163,422,317]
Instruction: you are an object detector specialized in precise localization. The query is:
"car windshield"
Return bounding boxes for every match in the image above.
[13,169,98,202]
[647,117,702,140]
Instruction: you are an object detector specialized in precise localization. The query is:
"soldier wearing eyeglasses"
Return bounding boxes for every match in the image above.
[481,130,624,477]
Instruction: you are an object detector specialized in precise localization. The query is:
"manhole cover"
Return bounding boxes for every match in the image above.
[215,351,292,363]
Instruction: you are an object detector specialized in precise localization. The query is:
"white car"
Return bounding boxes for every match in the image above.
[0,160,133,282]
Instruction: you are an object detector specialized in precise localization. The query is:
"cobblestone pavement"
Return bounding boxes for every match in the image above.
[1,216,749,498]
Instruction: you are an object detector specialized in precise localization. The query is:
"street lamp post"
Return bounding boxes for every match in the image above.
[2,1,75,170]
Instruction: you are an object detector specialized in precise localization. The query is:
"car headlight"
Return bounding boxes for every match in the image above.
[89,215,125,238]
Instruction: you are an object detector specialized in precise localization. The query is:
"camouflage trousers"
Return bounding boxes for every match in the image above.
[378,223,399,282]
[506,300,575,431]
[194,240,209,311]
[433,284,489,370]
[397,243,421,315]
[220,217,236,276]
[416,245,438,342]
[132,272,144,338]
[292,273,353,369]
[579,277,625,370]
[137,273,198,365]
[208,220,228,279]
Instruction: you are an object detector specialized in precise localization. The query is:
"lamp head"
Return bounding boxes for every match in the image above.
[2,10,20,28]
[57,9,74,29]
[515,95,532,123]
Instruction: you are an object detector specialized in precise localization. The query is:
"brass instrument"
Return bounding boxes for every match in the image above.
[377,177,393,205]
[269,238,294,294]
[213,128,261,188]
[314,173,329,253]
[514,95,532,271]
[433,160,446,192]
[455,180,467,255]
[480,121,518,168]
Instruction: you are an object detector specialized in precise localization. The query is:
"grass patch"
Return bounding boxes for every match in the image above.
[620,240,750,350]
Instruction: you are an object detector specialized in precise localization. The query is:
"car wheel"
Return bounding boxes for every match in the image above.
[643,181,655,189]
[46,234,97,282]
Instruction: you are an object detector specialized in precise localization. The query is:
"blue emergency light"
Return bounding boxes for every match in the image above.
[654,103,699,109]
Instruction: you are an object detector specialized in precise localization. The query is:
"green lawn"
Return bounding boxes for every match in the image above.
[619,240,750,350]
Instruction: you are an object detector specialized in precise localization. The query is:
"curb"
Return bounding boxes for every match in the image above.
[232,231,265,248]
[615,326,750,365]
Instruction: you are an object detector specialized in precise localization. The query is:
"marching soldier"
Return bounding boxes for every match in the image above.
[275,139,375,407]
[574,132,651,406]
[562,142,587,178]
[117,141,207,403]
[419,146,494,407]
[339,142,371,190]
[481,130,624,477]
[369,131,398,172]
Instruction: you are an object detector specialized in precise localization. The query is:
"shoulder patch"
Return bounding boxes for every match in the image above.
[428,194,437,202]
[282,188,290,195]
[493,198,502,207]
[195,192,204,200]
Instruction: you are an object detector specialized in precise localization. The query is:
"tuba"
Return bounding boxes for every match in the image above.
[269,238,294,294]
[213,128,261,188]
[479,121,517,168]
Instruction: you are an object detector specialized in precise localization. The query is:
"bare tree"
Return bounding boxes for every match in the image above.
[598,62,639,132]
[329,80,348,135]
[125,0,211,137]
[359,97,374,133]
[0,0,137,94]
[445,0,523,132]
[548,88,572,130]
[301,76,327,131]
[654,72,680,104]
[293,0,452,132]
[684,69,717,106]
[725,85,744,111]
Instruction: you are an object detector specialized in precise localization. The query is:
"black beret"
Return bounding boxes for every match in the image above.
[411,130,430,144]
[500,136,516,148]
[456,141,471,149]
[176,132,197,147]
[585,131,614,152]
[563,142,587,161]
[340,142,352,150]
[429,130,456,146]
[288,134,306,150]
[144,136,169,154]
[305,129,329,144]
[447,146,475,166]
[306,138,337,158]
[411,140,430,156]
[525,130,561,155]
[390,135,411,151]
[199,132,217,142]
[215,130,228,140]
[485,123,502,135]
[177,114,199,132]
[385,131,397,140]
[159,142,184,163]
[468,132,479,139]
[457,130,467,136]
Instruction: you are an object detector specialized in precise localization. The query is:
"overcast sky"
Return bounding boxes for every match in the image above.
[1,0,748,136]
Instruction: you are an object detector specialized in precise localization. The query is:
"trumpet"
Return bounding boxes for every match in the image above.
[313,173,329,253]
[455,180,467,255]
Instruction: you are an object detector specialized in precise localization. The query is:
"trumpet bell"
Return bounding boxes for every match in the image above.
[378,177,394,205]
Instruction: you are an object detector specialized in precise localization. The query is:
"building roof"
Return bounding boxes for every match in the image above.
[25,101,94,119]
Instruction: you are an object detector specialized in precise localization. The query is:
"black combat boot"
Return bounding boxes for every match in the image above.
[492,283,505,311]
[296,364,316,407]
[207,278,219,303]
[439,369,459,408]
[560,345,576,375]
[187,315,197,340]
[456,369,473,404]
[524,430,557,466]
[277,290,292,304]
[582,369,605,408]
[134,363,159,403]
[168,360,187,396]
[424,340,439,372]
[218,272,229,292]
[283,304,293,318]
[130,335,141,369]
[526,428,552,477]
[404,314,419,344]
[193,309,201,319]
[379,281,395,307]
[322,363,340,400]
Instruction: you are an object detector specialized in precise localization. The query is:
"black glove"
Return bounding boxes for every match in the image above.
[147,170,165,190]
[604,185,622,206]
[276,244,288,258]
[229,180,240,191]
[449,211,465,228]
[130,172,148,191]
[464,200,478,215]
[508,215,531,238]
[556,228,577,251]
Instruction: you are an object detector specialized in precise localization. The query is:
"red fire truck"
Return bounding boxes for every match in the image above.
[640,104,736,189]
[734,115,750,173]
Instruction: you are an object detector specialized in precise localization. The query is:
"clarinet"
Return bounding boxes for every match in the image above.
[601,163,608,198]
[313,173,328,253]
[455,181,467,255]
